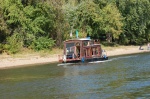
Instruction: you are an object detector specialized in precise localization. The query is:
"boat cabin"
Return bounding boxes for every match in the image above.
[58,38,108,63]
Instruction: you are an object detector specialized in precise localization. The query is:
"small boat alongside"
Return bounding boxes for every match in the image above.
[58,38,108,63]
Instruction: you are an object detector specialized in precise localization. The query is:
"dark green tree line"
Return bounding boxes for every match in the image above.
[0,0,150,54]
[116,0,150,44]
[0,0,55,53]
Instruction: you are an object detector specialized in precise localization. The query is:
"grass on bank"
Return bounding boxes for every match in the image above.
[0,47,63,59]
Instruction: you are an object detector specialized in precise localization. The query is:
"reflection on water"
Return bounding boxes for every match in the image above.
[0,53,150,99]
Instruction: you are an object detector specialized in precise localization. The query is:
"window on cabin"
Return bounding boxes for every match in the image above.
[66,42,81,58]
[96,47,99,55]
[83,41,88,46]
[66,43,74,55]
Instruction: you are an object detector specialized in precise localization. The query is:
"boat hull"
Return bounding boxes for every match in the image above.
[62,57,108,63]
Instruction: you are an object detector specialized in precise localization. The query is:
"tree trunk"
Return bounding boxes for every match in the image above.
[106,33,112,42]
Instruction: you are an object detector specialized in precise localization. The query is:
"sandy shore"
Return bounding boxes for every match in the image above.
[0,45,150,69]
[0,54,59,69]
[106,45,150,56]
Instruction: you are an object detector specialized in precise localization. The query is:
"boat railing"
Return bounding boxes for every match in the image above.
[58,54,79,62]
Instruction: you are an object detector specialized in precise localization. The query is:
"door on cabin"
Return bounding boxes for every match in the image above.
[83,48,91,57]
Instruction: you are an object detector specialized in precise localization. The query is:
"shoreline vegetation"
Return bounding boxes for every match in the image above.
[0,45,150,69]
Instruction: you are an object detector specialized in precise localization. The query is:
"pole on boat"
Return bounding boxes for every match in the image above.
[70,26,73,38]
[76,30,78,38]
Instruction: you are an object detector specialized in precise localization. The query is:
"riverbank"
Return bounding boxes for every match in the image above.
[105,45,150,56]
[0,45,150,69]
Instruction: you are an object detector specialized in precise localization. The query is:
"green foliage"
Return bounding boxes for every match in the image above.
[64,1,123,41]
[31,37,55,51]
[0,0,150,54]
[0,0,55,52]
[49,0,67,46]
[118,33,130,45]
[100,4,123,39]
[23,3,55,35]
[117,0,150,44]
[76,1,100,35]
[0,1,9,43]
[64,1,100,38]
[4,33,23,54]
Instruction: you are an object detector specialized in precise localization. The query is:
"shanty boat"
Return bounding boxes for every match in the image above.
[58,38,108,63]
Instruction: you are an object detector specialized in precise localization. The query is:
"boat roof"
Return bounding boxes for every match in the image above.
[65,38,91,42]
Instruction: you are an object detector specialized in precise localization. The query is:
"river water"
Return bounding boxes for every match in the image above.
[0,53,150,99]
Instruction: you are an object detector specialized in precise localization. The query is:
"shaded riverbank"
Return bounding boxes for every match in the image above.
[0,45,150,69]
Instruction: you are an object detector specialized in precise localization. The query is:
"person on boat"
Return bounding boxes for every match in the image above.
[102,50,107,58]
[74,46,80,58]
[87,41,90,46]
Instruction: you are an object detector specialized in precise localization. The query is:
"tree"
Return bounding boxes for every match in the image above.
[65,1,123,42]
[64,1,101,38]
[0,4,9,43]
[100,4,123,42]
[48,0,67,46]
[116,0,150,44]
[0,0,55,53]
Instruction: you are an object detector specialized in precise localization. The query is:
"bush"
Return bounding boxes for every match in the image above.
[4,33,23,54]
[0,44,3,53]
[31,37,55,51]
